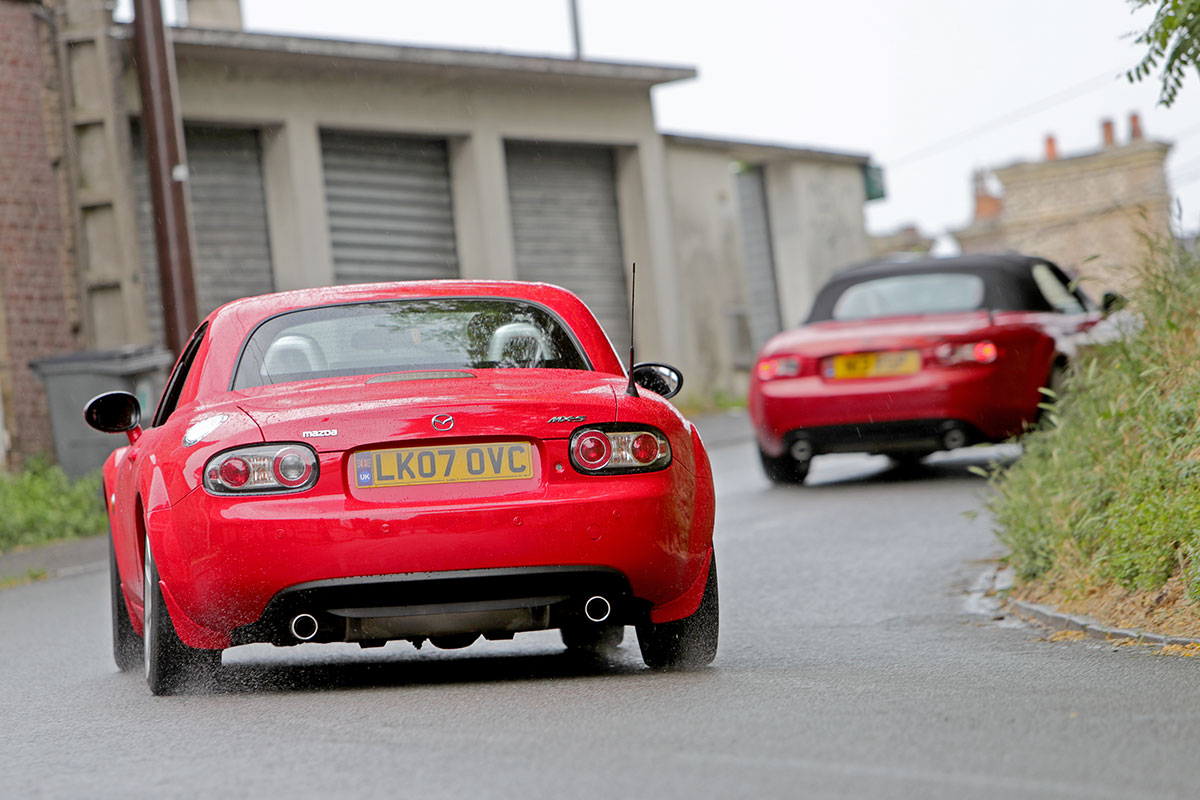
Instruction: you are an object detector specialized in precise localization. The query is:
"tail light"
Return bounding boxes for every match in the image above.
[204,443,319,495]
[570,426,671,474]
[756,356,802,381]
[934,340,998,365]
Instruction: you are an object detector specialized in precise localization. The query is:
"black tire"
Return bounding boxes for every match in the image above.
[143,537,221,695]
[109,537,142,672]
[637,557,719,671]
[560,623,624,653]
[759,448,809,484]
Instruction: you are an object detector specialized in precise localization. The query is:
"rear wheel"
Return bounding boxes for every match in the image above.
[109,538,142,672]
[759,448,809,484]
[637,557,719,671]
[143,537,221,695]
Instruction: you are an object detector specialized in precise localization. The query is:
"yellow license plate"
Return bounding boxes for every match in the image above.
[354,442,533,488]
[830,350,920,379]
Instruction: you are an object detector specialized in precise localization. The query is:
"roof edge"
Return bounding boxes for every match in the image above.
[663,132,871,165]
[111,24,697,88]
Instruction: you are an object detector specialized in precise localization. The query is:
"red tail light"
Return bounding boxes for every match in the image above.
[756,356,802,381]
[205,443,319,494]
[570,427,671,474]
[934,340,999,365]
[218,457,250,488]
[573,431,612,470]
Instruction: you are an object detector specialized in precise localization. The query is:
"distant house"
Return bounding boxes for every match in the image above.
[0,0,881,469]
[868,225,935,258]
[953,115,1173,295]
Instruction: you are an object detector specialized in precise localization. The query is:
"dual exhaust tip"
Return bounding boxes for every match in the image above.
[289,598,612,641]
[290,613,318,641]
[584,595,611,623]
[788,424,968,462]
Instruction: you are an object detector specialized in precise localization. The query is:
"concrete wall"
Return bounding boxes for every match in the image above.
[663,139,874,395]
[764,160,871,327]
[122,58,690,387]
[663,144,751,398]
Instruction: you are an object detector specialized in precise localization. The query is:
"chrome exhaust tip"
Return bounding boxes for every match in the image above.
[584,596,611,623]
[789,439,813,461]
[290,613,319,641]
[942,426,968,450]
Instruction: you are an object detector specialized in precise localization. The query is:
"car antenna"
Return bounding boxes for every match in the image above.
[625,262,639,398]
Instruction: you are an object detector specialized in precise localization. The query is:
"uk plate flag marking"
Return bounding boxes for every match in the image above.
[355,453,374,487]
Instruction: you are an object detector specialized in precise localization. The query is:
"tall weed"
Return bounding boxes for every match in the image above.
[989,241,1200,600]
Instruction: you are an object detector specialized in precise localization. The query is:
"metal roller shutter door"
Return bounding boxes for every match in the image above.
[133,125,275,348]
[736,166,784,351]
[506,141,629,341]
[320,132,458,284]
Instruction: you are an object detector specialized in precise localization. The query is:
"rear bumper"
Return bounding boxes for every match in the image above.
[231,566,636,646]
[750,364,1037,455]
[150,454,713,649]
[773,418,987,457]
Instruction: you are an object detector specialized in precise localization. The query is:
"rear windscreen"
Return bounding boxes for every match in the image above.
[233,298,589,389]
[831,273,986,321]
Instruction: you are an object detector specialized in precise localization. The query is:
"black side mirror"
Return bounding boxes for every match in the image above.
[632,363,683,399]
[84,391,142,435]
[1101,291,1126,314]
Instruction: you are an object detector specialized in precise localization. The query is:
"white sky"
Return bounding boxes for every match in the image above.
[124,0,1200,241]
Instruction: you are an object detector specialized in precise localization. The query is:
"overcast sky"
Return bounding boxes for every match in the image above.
[124,0,1200,243]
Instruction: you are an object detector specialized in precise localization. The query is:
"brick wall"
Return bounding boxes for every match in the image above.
[0,0,79,468]
[954,122,1173,296]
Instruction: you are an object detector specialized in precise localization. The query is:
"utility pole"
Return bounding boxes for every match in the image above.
[568,0,582,59]
[132,0,198,355]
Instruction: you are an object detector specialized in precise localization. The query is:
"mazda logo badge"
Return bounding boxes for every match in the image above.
[431,414,455,432]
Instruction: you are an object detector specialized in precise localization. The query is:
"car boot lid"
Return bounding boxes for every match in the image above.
[232,370,624,451]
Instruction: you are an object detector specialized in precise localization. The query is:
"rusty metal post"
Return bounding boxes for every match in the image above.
[131,0,197,355]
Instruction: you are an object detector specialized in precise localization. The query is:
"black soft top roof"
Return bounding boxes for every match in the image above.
[805,253,1087,324]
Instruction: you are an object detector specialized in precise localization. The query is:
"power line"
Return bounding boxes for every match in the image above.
[889,68,1124,168]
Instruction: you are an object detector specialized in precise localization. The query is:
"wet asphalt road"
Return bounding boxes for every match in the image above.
[6,440,1200,799]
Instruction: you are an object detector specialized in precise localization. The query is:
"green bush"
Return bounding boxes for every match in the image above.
[988,241,1200,601]
[0,459,108,553]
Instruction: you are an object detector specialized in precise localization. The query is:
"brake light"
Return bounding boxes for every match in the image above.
[570,427,672,474]
[935,340,999,365]
[973,341,998,363]
[218,457,250,488]
[204,443,319,494]
[757,356,801,380]
[573,431,611,470]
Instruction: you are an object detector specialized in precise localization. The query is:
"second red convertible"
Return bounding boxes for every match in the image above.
[86,281,717,694]
[749,253,1119,483]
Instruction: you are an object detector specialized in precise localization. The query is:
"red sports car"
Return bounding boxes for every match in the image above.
[85,281,717,694]
[749,254,1118,484]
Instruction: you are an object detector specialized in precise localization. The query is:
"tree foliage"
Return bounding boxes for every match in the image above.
[1127,0,1200,106]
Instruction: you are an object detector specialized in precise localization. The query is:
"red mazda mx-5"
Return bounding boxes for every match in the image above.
[86,281,717,694]
[749,253,1119,484]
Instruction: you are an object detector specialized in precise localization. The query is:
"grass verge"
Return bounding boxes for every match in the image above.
[0,459,108,555]
[985,241,1200,633]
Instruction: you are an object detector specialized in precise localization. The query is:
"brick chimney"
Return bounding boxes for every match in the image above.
[1102,118,1115,147]
[972,170,1002,221]
[1044,134,1058,160]
[186,0,242,30]
[1129,112,1143,141]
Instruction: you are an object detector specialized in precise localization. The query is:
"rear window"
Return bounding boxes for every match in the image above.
[831,273,985,321]
[233,298,589,389]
